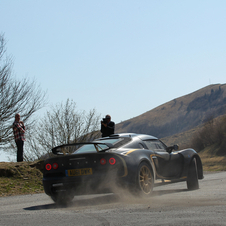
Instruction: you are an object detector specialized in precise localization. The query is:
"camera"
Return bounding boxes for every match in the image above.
[101,118,108,124]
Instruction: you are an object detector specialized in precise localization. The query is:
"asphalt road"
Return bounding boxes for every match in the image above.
[0,172,226,226]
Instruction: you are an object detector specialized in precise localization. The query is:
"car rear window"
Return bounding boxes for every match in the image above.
[73,137,132,154]
[74,144,109,154]
[98,137,132,148]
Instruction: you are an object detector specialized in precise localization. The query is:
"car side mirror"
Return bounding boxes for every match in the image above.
[173,144,179,151]
[166,144,179,153]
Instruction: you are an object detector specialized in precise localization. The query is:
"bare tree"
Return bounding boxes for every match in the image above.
[0,34,46,147]
[24,99,101,160]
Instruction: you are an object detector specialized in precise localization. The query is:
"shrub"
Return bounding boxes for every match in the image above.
[191,116,226,155]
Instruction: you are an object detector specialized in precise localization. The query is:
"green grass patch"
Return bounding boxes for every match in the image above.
[0,161,44,197]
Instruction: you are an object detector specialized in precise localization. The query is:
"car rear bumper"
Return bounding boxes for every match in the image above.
[43,175,133,197]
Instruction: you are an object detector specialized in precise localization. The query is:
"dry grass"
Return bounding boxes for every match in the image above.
[0,161,44,197]
[200,154,226,171]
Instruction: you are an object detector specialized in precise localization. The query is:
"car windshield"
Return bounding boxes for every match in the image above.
[74,138,122,154]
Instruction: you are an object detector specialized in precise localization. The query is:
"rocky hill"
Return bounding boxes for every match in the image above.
[116,84,226,139]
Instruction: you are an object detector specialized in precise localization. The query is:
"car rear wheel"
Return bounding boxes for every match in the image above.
[187,158,199,190]
[51,192,74,205]
[136,162,154,195]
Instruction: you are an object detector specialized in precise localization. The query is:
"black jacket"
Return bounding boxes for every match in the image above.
[101,121,115,137]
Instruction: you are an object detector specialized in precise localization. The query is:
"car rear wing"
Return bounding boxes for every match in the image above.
[52,141,114,155]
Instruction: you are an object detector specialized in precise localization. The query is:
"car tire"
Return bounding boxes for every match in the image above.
[136,162,154,196]
[51,192,74,205]
[187,158,199,190]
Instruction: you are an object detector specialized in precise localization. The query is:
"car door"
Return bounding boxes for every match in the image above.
[145,140,183,179]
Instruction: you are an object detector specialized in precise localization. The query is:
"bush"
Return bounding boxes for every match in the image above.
[191,116,226,155]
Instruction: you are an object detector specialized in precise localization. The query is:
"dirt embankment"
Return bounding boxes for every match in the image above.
[0,160,44,197]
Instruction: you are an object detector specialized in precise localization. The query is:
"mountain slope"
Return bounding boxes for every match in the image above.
[116,83,226,139]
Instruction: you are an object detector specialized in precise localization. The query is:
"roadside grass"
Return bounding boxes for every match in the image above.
[0,177,43,197]
[199,153,226,171]
[0,161,44,197]
[198,145,226,171]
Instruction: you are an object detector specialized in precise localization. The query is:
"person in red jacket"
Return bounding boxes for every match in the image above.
[13,113,26,162]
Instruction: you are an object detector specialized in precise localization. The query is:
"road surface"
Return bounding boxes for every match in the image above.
[0,172,226,226]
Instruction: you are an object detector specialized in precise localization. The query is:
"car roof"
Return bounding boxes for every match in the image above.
[105,133,158,141]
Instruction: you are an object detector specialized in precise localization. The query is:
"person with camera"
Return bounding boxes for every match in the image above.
[101,115,115,137]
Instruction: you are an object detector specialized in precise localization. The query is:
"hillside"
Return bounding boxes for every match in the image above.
[160,114,226,148]
[116,84,226,139]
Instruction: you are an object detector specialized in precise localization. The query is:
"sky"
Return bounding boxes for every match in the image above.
[1,0,226,161]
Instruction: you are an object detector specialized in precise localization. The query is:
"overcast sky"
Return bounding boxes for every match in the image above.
[1,1,226,161]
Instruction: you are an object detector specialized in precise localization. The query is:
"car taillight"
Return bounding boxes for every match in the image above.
[45,163,52,171]
[100,158,107,165]
[100,158,116,165]
[45,163,58,170]
[109,157,116,165]
[53,163,58,169]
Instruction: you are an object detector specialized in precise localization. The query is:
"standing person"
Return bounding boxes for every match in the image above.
[13,113,26,162]
[101,115,115,137]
